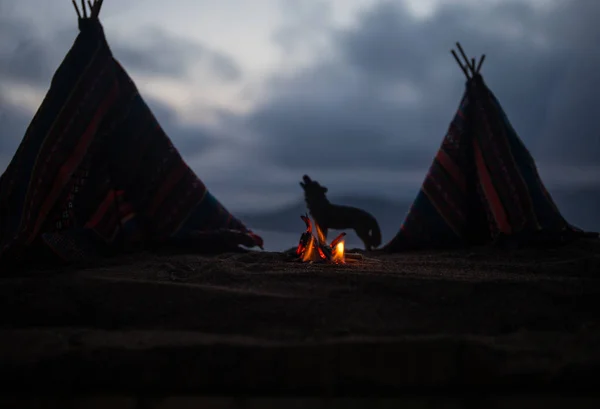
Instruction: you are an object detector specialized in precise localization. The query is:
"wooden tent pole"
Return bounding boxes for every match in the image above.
[476,54,486,73]
[71,0,82,19]
[456,42,474,76]
[452,43,487,78]
[92,0,104,18]
[451,50,470,79]
[73,0,104,20]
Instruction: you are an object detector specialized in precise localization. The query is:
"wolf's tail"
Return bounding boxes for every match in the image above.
[370,217,382,248]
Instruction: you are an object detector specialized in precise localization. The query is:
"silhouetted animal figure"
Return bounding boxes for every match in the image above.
[300,175,382,251]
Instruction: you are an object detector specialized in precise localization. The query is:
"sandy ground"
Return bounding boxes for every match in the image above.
[1,239,600,404]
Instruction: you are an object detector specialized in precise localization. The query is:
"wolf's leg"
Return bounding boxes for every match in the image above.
[355,228,372,251]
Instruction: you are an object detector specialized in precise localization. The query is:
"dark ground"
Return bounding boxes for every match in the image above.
[1,239,600,407]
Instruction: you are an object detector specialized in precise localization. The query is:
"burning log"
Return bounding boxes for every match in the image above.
[296,214,346,264]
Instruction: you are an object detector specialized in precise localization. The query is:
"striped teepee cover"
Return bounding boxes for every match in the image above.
[0,1,262,266]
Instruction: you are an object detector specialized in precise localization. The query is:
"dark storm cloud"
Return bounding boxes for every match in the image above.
[0,34,50,85]
[0,8,55,85]
[246,0,600,172]
[271,0,332,53]
[533,0,600,166]
[145,97,220,156]
[247,74,436,171]
[110,27,242,81]
[0,4,236,172]
[0,10,241,86]
[0,96,31,162]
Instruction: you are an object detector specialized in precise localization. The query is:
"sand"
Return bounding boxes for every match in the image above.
[1,239,600,406]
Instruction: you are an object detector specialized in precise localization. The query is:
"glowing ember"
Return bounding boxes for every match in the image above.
[296,214,346,264]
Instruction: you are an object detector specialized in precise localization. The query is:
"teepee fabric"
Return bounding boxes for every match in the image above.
[384,73,583,251]
[0,18,262,266]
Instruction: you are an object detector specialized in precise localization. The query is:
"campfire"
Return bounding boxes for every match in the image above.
[295,214,383,265]
[296,214,346,263]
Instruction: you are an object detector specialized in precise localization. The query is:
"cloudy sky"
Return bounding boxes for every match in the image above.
[1,0,599,213]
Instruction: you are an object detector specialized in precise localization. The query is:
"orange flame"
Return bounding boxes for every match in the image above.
[301,235,322,262]
[332,241,345,263]
[297,214,346,264]
[315,222,327,245]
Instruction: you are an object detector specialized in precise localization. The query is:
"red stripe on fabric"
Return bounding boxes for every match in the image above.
[156,173,205,235]
[41,236,70,262]
[435,149,466,192]
[422,185,462,237]
[473,138,511,234]
[119,202,134,217]
[85,189,120,229]
[28,83,119,242]
[121,212,136,224]
[146,164,188,216]
[19,48,109,240]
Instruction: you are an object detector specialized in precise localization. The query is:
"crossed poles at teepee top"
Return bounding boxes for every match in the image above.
[451,42,486,80]
[71,0,104,21]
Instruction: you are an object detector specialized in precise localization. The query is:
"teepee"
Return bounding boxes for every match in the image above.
[384,43,593,252]
[0,1,262,267]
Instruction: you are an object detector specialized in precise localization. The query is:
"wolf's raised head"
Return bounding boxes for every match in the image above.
[300,174,330,222]
[300,175,328,200]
